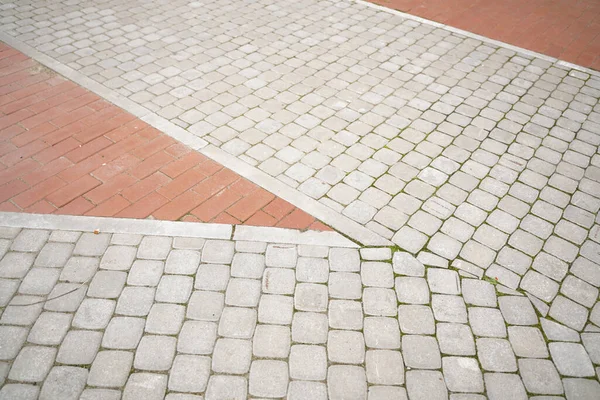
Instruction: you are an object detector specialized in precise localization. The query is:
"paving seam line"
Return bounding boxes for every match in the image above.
[0,212,358,247]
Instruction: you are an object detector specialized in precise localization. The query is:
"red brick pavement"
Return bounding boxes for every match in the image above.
[0,43,331,231]
[371,0,600,71]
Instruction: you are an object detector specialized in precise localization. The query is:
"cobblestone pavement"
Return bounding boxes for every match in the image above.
[0,212,599,399]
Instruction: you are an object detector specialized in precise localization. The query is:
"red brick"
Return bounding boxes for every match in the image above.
[191,168,239,196]
[12,175,66,209]
[229,178,257,197]
[130,151,175,180]
[11,121,57,147]
[115,191,169,219]
[0,141,17,158]
[54,197,94,215]
[0,139,48,166]
[22,157,73,186]
[308,220,333,231]
[160,152,206,178]
[20,106,67,130]
[46,175,101,207]
[226,188,276,222]
[85,195,131,217]
[65,136,113,163]
[157,167,207,200]
[33,137,81,164]
[58,154,107,182]
[91,154,141,182]
[190,188,242,221]
[165,142,193,158]
[25,199,57,214]
[0,201,20,212]
[211,212,242,225]
[244,210,278,227]
[197,159,224,176]
[263,197,300,220]
[276,208,315,230]
[0,108,34,130]
[0,179,29,203]
[42,120,85,145]
[103,119,149,142]
[132,135,177,159]
[152,190,207,221]
[0,158,40,185]
[84,174,138,204]
[50,105,95,128]
[121,172,171,202]
[0,124,26,142]
[96,134,147,161]
[57,92,98,113]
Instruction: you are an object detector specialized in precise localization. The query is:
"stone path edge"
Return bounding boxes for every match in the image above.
[0,31,390,247]
[356,0,600,77]
[0,211,358,247]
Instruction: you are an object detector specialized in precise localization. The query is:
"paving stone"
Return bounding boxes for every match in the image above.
[289,344,327,381]
[123,373,167,400]
[26,312,70,346]
[99,246,137,271]
[103,317,145,349]
[11,230,49,252]
[361,261,394,288]
[519,359,564,395]
[462,278,497,307]
[520,270,560,302]
[397,305,435,334]
[88,270,126,298]
[212,338,252,374]
[327,365,367,400]
[111,234,142,246]
[292,312,328,344]
[392,226,428,253]
[402,335,441,369]
[295,283,328,312]
[540,317,580,342]
[532,252,568,281]
[258,294,293,324]
[0,278,19,306]
[560,275,598,307]
[395,276,430,304]
[548,342,595,377]
[134,335,176,371]
[563,378,600,400]
[443,357,484,393]
[116,286,155,316]
[508,326,549,358]
[57,330,101,365]
[231,252,265,279]
[18,267,59,295]
[266,244,297,267]
[44,284,86,312]
[363,288,397,316]
[0,327,28,360]
[484,373,528,400]
[168,355,210,393]
[127,260,164,286]
[88,351,133,387]
[368,386,408,400]
[60,256,99,283]
[328,330,365,364]
[288,381,328,400]
[329,272,362,299]
[0,252,35,279]
[329,248,360,272]
[262,267,295,294]
[218,306,257,338]
[548,295,589,331]
[34,242,73,268]
[469,307,507,337]
[365,350,405,385]
[437,323,476,356]
[460,240,496,268]
[8,346,56,382]
[172,237,205,250]
[145,303,185,334]
[137,236,172,260]
[156,275,193,303]
[79,388,121,400]
[329,299,363,330]
[74,233,111,256]
[165,249,201,274]
[178,320,217,355]
[225,277,261,307]
[248,360,289,398]
[406,370,448,400]
[498,295,538,325]
[476,338,517,372]
[195,263,230,291]
[581,333,600,364]
[0,384,39,400]
[187,290,224,321]
[393,251,425,276]
[253,324,290,358]
[204,375,247,400]
[73,298,115,329]
[38,366,87,400]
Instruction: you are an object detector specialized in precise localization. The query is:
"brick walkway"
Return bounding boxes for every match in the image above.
[370,0,600,71]
[0,44,329,231]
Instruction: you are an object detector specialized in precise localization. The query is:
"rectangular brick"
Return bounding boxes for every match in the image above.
[229,178,257,197]
[46,175,101,207]
[54,196,94,215]
[0,179,29,203]
[244,210,278,227]
[0,108,34,130]
[191,168,238,196]
[58,154,107,182]
[263,197,295,220]
[157,167,207,200]
[275,208,315,230]
[12,175,66,209]
[211,212,242,225]
[130,151,175,180]
[58,92,98,113]
[0,139,48,166]
[131,135,177,159]
[25,199,57,214]
[196,159,224,176]
[0,201,20,212]
[65,136,113,163]
[11,121,57,147]
[165,142,193,158]
[190,188,242,221]
[50,105,95,128]
[42,120,85,145]
[0,123,26,142]
[20,105,67,129]
[103,119,149,142]
[121,171,171,202]
[85,194,131,217]
[0,158,40,186]
[91,154,141,182]
[116,191,169,219]
[226,188,276,222]
[33,137,80,164]
[23,157,73,186]
[160,152,206,178]
[84,174,138,204]
[152,190,207,221]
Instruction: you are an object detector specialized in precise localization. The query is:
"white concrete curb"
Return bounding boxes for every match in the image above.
[0,212,360,247]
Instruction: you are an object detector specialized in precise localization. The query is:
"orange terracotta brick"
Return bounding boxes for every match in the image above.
[226,188,275,222]
[0,158,40,186]
[165,142,194,158]
[25,199,57,214]
[244,210,278,227]
[11,121,57,147]
[65,136,113,164]
[115,191,169,219]
[197,159,224,176]
[12,175,66,209]
[54,197,94,215]
[0,179,29,203]
[33,137,80,164]
[276,208,315,230]
[263,197,296,220]
[157,167,207,200]
[132,134,176,159]
[152,190,207,221]
[121,172,172,202]
[91,154,141,182]
[84,174,138,205]
[190,188,243,221]
[0,201,20,212]
[0,108,34,130]
[160,152,206,179]
[130,151,175,180]
[46,175,101,207]
[0,139,48,166]
[211,212,242,225]
[308,220,333,232]
[22,157,73,186]
[85,195,131,217]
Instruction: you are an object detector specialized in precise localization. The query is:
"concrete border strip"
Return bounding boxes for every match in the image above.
[234,225,359,247]
[0,212,360,247]
[0,33,208,151]
[201,145,391,246]
[353,0,600,78]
